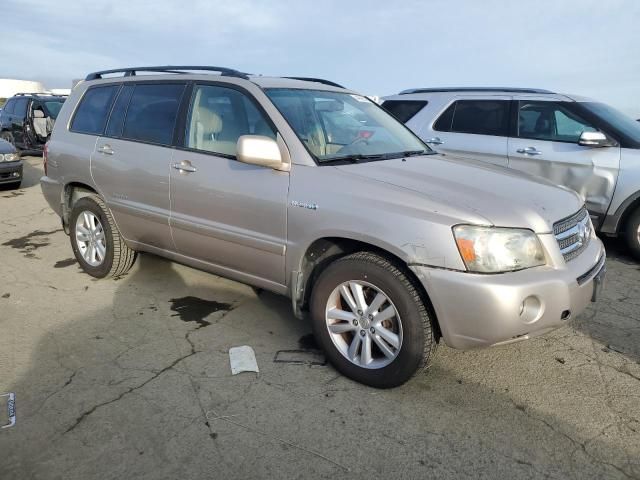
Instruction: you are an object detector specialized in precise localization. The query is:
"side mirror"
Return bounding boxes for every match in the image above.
[578,131,614,147]
[236,135,287,170]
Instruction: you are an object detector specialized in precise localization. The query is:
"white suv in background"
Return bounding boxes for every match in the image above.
[382,88,640,258]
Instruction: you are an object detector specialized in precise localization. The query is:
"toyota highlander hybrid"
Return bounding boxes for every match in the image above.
[41,67,605,387]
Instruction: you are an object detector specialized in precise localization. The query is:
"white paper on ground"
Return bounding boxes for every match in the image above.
[229,346,259,375]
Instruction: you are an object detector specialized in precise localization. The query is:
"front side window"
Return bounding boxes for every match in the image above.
[71,86,119,135]
[518,101,597,142]
[43,100,65,120]
[185,85,275,156]
[122,83,185,145]
[266,89,429,162]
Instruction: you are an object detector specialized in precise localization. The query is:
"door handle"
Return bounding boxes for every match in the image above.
[426,137,443,145]
[172,161,197,173]
[517,147,542,156]
[97,144,114,155]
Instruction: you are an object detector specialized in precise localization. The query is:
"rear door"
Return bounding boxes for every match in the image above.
[507,100,620,223]
[428,97,511,166]
[169,83,289,286]
[91,82,187,251]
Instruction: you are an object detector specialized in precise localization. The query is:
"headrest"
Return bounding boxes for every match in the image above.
[34,109,45,118]
[197,108,222,134]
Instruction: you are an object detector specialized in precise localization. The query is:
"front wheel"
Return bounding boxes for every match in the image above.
[69,195,137,278]
[310,252,437,388]
[624,206,640,260]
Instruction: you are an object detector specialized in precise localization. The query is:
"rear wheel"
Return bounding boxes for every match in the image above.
[310,252,437,388]
[69,195,137,278]
[624,206,640,260]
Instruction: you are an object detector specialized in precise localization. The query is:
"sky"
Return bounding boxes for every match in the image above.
[2,0,639,116]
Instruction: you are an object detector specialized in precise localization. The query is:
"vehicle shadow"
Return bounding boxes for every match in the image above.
[0,252,638,479]
[572,235,640,361]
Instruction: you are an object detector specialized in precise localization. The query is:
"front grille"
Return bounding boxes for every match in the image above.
[553,207,591,262]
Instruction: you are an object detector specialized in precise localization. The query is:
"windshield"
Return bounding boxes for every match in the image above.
[44,100,65,119]
[265,89,431,162]
[580,102,640,144]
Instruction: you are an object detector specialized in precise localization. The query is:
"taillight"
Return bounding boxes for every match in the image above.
[43,142,49,176]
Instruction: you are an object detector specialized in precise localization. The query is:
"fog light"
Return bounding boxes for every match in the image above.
[519,296,543,324]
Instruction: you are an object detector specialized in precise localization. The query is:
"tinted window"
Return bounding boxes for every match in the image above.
[518,101,596,142]
[433,103,455,131]
[122,84,185,145]
[186,85,275,156]
[3,99,15,114]
[449,100,509,136]
[43,100,64,120]
[580,102,640,145]
[382,100,427,123]
[14,98,28,118]
[105,85,134,138]
[71,86,119,135]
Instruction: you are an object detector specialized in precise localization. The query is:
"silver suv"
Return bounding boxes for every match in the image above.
[41,68,606,388]
[382,88,640,258]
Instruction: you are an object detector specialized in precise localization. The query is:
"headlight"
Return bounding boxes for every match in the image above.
[453,225,546,273]
[0,153,19,162]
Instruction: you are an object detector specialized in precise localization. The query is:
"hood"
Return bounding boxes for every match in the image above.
[335,154,583,233]
[0,139,17,154]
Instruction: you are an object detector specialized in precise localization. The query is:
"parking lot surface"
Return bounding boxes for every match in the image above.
[1,157,639,479]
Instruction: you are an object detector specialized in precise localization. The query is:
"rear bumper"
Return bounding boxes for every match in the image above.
[0,161,23,184]
[40,175,64,217]
[410,237,605,349]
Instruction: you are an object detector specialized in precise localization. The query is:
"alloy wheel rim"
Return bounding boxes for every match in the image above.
[75,211,106,267]
[325,280,403,369]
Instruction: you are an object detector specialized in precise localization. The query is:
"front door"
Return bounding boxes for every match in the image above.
[508,100,620,222]
[170,83,289,287]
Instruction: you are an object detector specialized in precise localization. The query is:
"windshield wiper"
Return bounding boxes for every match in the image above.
[318,153,387,164]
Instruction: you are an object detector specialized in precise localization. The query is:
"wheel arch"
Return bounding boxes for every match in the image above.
[61,182,99,234]
[293,236,442,341]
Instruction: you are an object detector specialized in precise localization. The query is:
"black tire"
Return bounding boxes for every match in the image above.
[310,251,437,388]
[624,206,640,260]
[69,195,137,278]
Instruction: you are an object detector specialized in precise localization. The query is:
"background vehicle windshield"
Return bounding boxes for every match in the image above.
[266,89,429,162]
[44,100,65,119]
[581,102,640,144]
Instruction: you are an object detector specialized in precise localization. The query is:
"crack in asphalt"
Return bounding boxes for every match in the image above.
[63,351,197,434]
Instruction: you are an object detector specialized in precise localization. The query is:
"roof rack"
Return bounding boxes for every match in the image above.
[85,66,250,81]
[399,87,555,95]
[284,77,345,89]
[13,92,68,97]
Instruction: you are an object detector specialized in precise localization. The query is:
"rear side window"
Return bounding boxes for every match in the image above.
[105,85,134,138]
[14,98,29,118]
[71,86,119,135]
[434,100,510,136]
[382,100,427,123]
[3,99,16,114]
[122,83,185,145]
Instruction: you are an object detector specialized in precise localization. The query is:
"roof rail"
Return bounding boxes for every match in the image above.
[399,87,555,95]
[283,77,345,89]
[13,92,68,97]
[85,66,250,81]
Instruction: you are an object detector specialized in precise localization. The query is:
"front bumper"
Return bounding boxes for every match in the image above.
[0,161,23,184]
[410,236,605,350]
